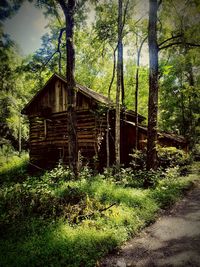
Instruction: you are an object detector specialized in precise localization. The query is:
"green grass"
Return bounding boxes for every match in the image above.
[0,160,199,267]
[0,153,29,185]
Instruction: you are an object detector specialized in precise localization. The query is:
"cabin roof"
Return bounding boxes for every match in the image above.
[124,120,187,144]
[21,73,145,121]
[76,83,110,105]
[22,73,111,114]
[158,131,187,144]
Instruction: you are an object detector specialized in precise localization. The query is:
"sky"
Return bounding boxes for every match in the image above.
[3,2,49,55]
[2,1,149,65]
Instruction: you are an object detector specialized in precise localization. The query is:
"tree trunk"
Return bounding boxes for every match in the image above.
[146,0,159,172]
[135,61,139,150]
[18,114,21,157]
[115,0,123,168]
[188,60,194,144]
[135,36,147,150]
[180,92,186,135]
[59,0,78,177]
[121,44,125,106]
[106,47,117,168]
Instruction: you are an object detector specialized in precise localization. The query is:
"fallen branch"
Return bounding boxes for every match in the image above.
[99,202,117,212]
[29,162,44,170]
[77,202,117,222]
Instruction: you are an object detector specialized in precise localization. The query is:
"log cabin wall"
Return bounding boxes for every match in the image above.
[29,113,68,168]
[28,109,108,169]
[26,75,109,169]
[27,79,68,115]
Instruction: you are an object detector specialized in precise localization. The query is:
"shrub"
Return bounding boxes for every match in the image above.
[47,163,94,182]
[123,169,165,188]
[192,143,200,161]
[130,146,190,172]
[79,165,93,180]
[157,146,189,169]
[129,149,146,170]
[48,164,73,182]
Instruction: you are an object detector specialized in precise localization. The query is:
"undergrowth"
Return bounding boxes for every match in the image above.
[0,158,199,267]
[0,153,29,185]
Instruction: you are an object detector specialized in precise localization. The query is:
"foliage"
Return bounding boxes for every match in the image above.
[0,143,15,165]
[129,146,190,175]
[192,143,200,161]
[129,148,146,170]
[150,165,192,208]
[103,166,165,189]
[0,159,198,266]
[0,153,29,185]
[157,146,190,169]
[47,163,73,182]
[0,25,30,150]
[159,49,200,149]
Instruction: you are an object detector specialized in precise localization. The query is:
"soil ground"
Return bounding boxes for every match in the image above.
[100,175,200,266]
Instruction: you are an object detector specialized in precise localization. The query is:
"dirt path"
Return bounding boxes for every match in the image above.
[100,181,200,267]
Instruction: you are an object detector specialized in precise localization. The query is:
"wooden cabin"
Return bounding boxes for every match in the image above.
[22,73,145,169]
[124,121,188,153]
[22,73,188,170]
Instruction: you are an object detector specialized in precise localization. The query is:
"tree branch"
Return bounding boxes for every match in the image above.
[35,27,66,73]
[159,41,200,50]
[158,34,183,47]
[57,0,68,15]
[41,50,58,69]
[108,46,117,97]
[51,1,63,26]
[57,27,66,74]
[138,35,148,61]
[122,0,130,33]
[184,42,200,47]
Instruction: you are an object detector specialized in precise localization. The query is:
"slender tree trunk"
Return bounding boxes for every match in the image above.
[59,0,78,177]
[146,0,159,172]
[179,74,186,136]
[135,36,147,150]
[180,92,186,135]
[135,47,139,150]
[106,104,110,168]
[121,44,125,106]
[18,114,21,157]
[115,0,123,168]
[188,61,194,142]
[106,47,117,168]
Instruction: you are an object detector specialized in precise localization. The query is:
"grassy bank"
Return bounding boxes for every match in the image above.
[0,157,199,267]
